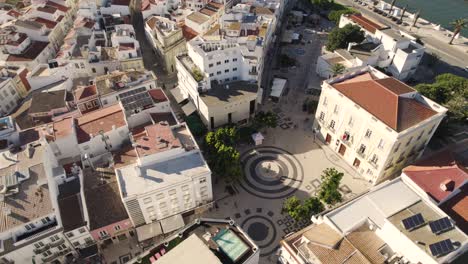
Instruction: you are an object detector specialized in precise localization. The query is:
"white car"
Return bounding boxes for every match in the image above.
[464,66,468,72]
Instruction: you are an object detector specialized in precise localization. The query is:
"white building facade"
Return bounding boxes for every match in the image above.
[313,67,447,184]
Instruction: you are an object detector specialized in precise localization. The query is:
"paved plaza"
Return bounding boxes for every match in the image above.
[205,99,372,263]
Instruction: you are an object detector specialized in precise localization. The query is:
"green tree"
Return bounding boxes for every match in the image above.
[449,18,468,45]
[414,74,468,123]
[318,168,344,205]
[328,9,356,25]
[326,24,365,52]
[311,0,330,7]
[283,197,301,215]
[253,111,278,130]
[331,63,346,76]
[283,196,325,221]
[303,197,325,215]
[204,127,243,183]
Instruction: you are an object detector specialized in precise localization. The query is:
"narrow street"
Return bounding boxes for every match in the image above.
[130,0,184,118]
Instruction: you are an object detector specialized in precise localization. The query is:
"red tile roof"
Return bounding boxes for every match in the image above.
[119,42,135,51]
[7,9,21,18]
[404,150,468,203]
[52,117,74,140]
[332,74,437,132]
[182,25,198,41]
[37,6,57,14]
[112,0,131,5]
[46,1,69,12]
[76,104,126,143]
[141,0,152,11]
[349,14,386,34]
[74,85,98,101]
[18,67,32,92]
[148,89,167,103]
[34,17,57,29]
[134,122,181,157]
[7,41,49,62]
[439,185,468,234]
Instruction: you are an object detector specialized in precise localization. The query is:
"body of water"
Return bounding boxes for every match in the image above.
[383,0,468,36]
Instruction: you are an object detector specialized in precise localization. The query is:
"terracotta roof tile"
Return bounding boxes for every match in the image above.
[439,185,468,234]
[74,85,98,101]
[46,1,69,12]
[182,25,198,40]
[112,0,131,5]
[7,41,49,62]
[404,150,468,203]
[76,104,126,143]
[141,0,152,11]
[148,89,167,103]
[34,17,57,29]
[332,74,437,132]
[37,6,57,14]
[119,42,135,51]
[349,14,386,34]
[134,122,182,157]
[7,9,21,18]
[52,117,74,140]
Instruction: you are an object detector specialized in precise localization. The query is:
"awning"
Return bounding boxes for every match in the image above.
[181,101,197,116]
[171,87,186,103]
[270,78,287,98]
[136,222,162,242]
[161,214,184,234]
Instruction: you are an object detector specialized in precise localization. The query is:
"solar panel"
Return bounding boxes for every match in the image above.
[121,89,153,113]
[402,213,425,230]
[429,239,454,257]
[429,217,453,234]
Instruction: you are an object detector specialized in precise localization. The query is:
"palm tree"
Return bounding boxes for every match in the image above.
[399,5,408,23]
[412,10,420,28]
[331,63,346,77]
[388,0,396,16]
[449,18,468,45]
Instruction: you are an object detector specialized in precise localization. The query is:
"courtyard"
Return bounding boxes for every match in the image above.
[204,99,373,264]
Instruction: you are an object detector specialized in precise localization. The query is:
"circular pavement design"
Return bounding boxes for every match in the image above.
[241,215,278,257]
[240,146,304,199]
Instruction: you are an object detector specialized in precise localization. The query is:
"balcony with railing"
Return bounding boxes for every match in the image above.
[340,132,352,147]
[49,237,65,247]
[33,244,50,254]
[41,252,59,263]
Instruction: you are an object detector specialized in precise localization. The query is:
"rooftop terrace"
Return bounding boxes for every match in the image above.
[0,145,53,233]
[95,70,154,96]
[136,218,258,264]
[200,80,258,107]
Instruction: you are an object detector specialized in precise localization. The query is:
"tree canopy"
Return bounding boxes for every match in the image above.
[331,63,346,76]
[326,24,365,52]
[414,74,468,124]
[252,111,278,130]
[283,196,324,221]
[328,9,356,24]
[204,127,243,183]
[318,168,344,205]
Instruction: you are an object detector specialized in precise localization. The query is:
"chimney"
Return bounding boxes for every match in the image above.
[440,180,454,192]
